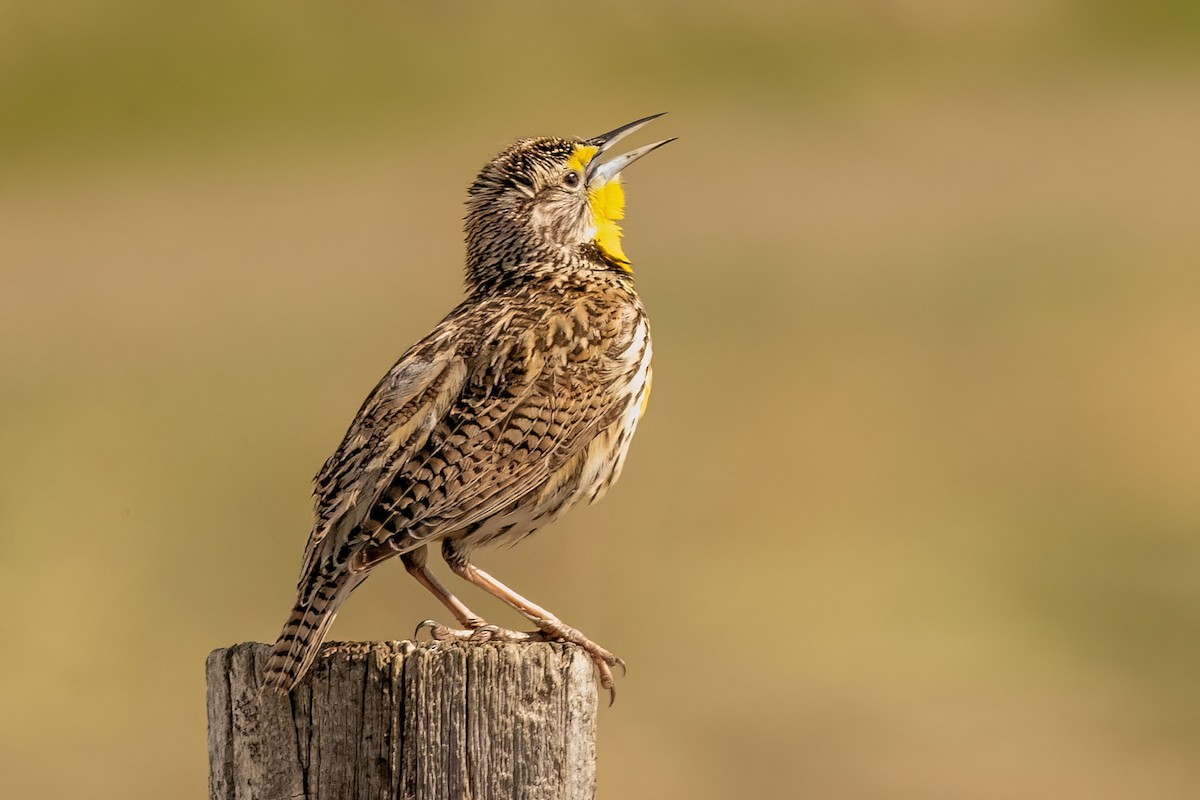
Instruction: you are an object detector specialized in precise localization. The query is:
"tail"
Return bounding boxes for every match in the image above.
[263,577,359,693]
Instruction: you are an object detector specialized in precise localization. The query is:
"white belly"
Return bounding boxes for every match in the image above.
[580,316,653,505]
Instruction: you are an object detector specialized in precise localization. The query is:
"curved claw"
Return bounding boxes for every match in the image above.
[592,657,619,706]
[612,656,627,677]
[413,619,442,639]
[468,625,502,643]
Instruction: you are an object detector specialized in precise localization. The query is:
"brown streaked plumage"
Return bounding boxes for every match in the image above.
[264,115,672,700]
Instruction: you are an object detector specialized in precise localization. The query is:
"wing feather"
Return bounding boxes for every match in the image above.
[298,346,467,589]
[297,296,644,587]
[372,340,632,548]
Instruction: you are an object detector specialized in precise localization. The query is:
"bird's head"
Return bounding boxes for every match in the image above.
[464,114,673,290]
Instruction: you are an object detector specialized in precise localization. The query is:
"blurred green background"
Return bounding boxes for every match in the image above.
[3,2,1199,798]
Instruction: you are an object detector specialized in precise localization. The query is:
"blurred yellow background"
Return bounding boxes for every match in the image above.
[3,2,1199,798]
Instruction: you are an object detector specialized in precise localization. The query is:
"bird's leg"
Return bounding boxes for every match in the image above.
[401,547,489,636]
[441,540,625,702]
[402,547,541,643]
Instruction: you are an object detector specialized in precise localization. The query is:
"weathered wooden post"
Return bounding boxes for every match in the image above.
[207,640,598,800]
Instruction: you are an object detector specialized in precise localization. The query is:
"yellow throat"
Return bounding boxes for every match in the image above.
[570,145,630,269]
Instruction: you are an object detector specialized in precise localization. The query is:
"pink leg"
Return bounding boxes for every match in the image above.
[401,548,487,630]
[403,547,544,643]
[442,552,625,703]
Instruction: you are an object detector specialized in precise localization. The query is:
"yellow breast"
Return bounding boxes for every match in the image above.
[570,144,631,269]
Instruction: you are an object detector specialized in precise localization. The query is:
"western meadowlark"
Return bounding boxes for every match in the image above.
[264,114,673,700]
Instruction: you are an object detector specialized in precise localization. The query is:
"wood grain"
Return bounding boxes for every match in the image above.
[207,641,597,800]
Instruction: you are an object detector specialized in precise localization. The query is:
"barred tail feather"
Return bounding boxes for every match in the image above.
[263,577,358,693]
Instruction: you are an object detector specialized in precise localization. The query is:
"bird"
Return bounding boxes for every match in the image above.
[264,114,673,701]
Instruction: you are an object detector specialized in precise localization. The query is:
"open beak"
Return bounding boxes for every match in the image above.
[584,113,676,184]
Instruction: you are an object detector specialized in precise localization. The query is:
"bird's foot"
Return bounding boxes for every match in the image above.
[413,618,547,644]
[413,618,624,704]
[532,619,625,705]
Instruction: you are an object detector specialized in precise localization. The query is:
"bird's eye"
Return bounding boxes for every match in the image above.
[563,171,581,188]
